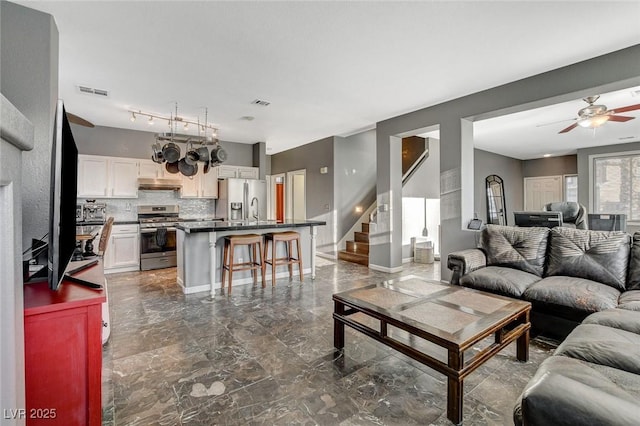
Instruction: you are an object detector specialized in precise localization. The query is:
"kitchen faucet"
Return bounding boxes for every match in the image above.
[251,197,259,221]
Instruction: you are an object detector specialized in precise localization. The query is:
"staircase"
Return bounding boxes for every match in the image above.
[338,222,370,266]
[338,136,430,267]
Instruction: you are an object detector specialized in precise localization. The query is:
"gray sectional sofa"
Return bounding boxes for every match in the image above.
[448,226,640,425]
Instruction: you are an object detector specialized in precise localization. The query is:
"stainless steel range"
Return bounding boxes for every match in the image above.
[138,205,179,271]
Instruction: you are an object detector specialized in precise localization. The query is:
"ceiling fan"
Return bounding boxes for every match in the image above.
[558,96,640,134]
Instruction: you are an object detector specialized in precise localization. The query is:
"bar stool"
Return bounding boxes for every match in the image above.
[221,234,265,294]
[264,231,303,287]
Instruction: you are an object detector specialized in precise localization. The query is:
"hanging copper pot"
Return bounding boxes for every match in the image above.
[178,157,198,177]
[165,161,180,174]
[162,142,181,163]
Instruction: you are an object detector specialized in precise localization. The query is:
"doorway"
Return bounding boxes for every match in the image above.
[286,169,306,220]
[268,174,285,222]
[524,176,562,210]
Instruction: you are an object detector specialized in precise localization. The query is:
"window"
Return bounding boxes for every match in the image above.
[593,154,640,221]
[564,175,578,202]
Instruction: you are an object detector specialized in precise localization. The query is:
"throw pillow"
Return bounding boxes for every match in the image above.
[479,225,549,277]
[547,227,631,291]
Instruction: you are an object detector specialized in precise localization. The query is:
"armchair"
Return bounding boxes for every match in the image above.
[543,201,587,229]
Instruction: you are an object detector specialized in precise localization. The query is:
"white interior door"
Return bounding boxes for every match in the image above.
[286,169,306,220]
[524,176,563,210]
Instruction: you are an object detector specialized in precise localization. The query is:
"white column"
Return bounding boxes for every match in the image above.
[208,231,217,299]
[310,225,317,279]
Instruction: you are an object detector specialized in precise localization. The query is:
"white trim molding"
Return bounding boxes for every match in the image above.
[368,263,403,273]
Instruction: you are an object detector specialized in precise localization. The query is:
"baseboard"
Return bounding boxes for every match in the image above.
[402,257,413,264]
[104,265,139,274]
[181,267,313,295]
[368,263,403,273]
[317,252,337,260]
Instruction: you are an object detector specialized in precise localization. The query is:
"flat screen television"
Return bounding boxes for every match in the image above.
[514,211,563,228]
[588,213,627,232]
[47,100,79,290]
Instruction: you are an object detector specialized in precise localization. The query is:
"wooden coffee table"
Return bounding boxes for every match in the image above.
[333,275,531,425]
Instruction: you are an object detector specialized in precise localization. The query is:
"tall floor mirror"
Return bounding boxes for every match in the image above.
[486,175,507,225]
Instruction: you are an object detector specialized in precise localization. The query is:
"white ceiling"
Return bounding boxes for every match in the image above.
[15,1,640,155]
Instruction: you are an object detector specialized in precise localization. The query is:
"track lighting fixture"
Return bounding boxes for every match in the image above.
[127,104,219,137]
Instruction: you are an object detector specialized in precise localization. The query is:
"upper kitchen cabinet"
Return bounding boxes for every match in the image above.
[216,165,259,179]
[180,166,218,199]
[77,154,138,198]
[138,159,165,179]
[77,155,109,197]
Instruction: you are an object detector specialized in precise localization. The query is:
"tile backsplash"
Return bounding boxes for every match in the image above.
[79,190,216,221]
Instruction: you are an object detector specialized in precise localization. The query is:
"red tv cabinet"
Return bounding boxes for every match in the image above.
[23,262,105,425]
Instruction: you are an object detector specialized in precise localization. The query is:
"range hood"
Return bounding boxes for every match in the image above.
[138,178,182,191]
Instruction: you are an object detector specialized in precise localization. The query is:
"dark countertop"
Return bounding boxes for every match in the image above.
[113,220,140,225]
[177,219,326,233]
[178,217,224,222]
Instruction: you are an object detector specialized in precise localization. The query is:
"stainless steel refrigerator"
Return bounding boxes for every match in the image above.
[216,178,267,221]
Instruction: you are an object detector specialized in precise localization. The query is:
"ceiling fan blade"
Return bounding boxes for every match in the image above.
[535,118,575,128]
[611,103,640,114]
[558,122,578,134]
[67,112,95,128]
[608,115,635,122]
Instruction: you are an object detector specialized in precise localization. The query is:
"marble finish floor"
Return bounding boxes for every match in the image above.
[102,259,554,425]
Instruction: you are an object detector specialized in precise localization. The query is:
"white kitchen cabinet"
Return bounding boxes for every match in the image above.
[238,166,259,179]
[180,173,200,198]
[77,155,109,197]
[216,165,259,179]
[104,224,139,273]
[109,158,138,197]
[179,167,218,199]
[138,159,166,179]
[77,154,138,198]
[201,166,219,197]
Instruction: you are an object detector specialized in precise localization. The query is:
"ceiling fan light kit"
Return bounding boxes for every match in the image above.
[577,114,610,129]
[558,95,640,134]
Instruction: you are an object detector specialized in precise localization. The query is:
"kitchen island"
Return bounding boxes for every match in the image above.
[176,219,326,296]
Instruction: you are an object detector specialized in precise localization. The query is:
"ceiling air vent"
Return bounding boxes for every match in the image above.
[251,99,271,107]
[77,85,109,97]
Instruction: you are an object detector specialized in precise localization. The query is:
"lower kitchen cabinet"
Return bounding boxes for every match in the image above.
[104,224,139,273]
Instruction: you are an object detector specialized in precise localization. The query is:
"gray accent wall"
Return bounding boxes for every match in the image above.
[252,142,267,179]
[374,44,640,280]
[334,130,376,241]
[271,137,335,253]
[70,124,254,165]
[1,1,59,250]
[522,155,577,177]
[474,149,523,226]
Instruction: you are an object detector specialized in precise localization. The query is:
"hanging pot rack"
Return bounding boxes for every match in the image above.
[143,103,227,174]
